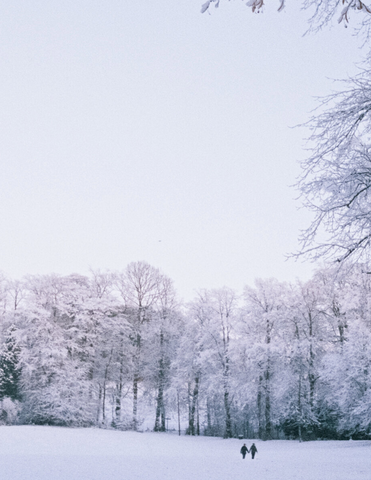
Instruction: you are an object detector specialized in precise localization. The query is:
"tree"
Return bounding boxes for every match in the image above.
[151,276,179,432]
[200,0,371,264]
[317,266,371,438]
[115,261,163,431]
[201,0,371,34]
[191,288,239,438]
[179,304,206,436]
[280,279,330,440]
[295,71,371,264]
[18,274,97,426]
[0,325,21,402]
[243,279,286,440]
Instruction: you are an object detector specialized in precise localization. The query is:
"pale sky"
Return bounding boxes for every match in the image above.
[0,1,364,300]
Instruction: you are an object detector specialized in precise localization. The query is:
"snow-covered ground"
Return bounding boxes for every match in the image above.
[0,426,370,480]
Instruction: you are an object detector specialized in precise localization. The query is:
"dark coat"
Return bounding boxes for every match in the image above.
[250,444,257,454]
[240,445,248,454]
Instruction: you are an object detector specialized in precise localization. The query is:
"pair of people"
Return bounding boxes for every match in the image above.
[240,443,257,459]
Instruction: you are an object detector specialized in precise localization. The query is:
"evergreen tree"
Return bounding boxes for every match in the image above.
[0,325,21,401]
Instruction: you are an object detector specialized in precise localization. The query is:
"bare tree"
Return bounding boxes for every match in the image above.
[295,71,371,264]
[89,269,114,300]
[201,0,371,35]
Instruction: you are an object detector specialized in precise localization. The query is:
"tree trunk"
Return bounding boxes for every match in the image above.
[96,384,102,425]
[186,382,192,435]
[257,373,264,439]
[206,397,212,435]
[133,374,139,431]
[154,332,166,432]
[196,394,200,436]
[223,356,232,438]
[177,390,181,436]
[102,381,107,424]
[187,376,199,435]
[132,331,141,431]
[102,354,112,425]
[223,388,232,438]
[154,382,165,431]
[115,365,123,425]
[264,357,272,440]
[298,370,303,442]
[308,343,315,410]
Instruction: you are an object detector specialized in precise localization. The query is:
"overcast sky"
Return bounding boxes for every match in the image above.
[0,1,365,300]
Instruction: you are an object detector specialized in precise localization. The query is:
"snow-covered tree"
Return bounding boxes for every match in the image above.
[295,72,371,264]
[316,266,371,438]
[18,274,94,425]
[190,287,239,438]
[114,261,164,431]
[0,325,21,402]
[278,279,330,440]
[242,279,286,439]
[176,305,206,436]
[150,276,180,432]
[0,263,370,438]
[201,0,371,35]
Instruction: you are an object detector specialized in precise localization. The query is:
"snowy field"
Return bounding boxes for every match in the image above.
[0,426,370,480]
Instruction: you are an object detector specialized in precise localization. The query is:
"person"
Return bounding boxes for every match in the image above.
[249,443,257,459]
[240,443,248,459]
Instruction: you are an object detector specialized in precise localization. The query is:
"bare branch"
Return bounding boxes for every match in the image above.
[201,0,371,35]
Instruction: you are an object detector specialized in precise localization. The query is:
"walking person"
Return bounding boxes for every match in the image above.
[240,443,248,459]
[249,443,257,459]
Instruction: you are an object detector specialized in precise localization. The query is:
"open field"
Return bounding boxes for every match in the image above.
[0,426,370,480]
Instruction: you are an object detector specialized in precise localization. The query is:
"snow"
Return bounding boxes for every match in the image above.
[0,426,370,480]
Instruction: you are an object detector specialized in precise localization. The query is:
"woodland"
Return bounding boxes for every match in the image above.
[2,0,371,442]
[0,261,371,442]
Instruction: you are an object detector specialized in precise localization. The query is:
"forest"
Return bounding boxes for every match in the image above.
[2,0,371,447]
[0,261,370,442]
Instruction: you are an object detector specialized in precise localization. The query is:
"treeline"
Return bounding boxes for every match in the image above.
[0,261,371,441]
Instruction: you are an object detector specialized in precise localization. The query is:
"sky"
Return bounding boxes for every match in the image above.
[0,0,365,300]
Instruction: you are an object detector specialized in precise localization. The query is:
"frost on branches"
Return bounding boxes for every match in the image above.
[296,71,371,264]
[1,263,371,438]
[201,0,371,32]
